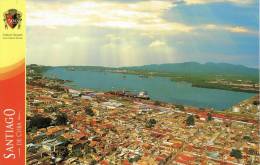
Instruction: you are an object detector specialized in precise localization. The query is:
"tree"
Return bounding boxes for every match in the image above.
[146,119,157,128]
[243,135,252,142]
[186,115,195,126]
[84,145,92,155]
[55,113,68,125]
[230,149,242,162]
[29,127,38,133]
[72,148,83,157]
[207,113,213,121]
[29,115,52,130]
[175,104,184,110]
[89,160,97,165]
[44,106,57,113]
[129,155,141,163]
[149,119,156,124]
[57,136,71,146]
[253,100,260,105]
[58,146,69,159]
[154,101,161,106]
[85,106,94,116]
[51,94,58,98]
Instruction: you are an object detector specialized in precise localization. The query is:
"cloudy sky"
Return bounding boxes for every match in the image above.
[27,0,259,67]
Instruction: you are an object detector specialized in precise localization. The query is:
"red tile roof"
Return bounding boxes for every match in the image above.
[122,160,131,165]
[100,160,109,165]
[175,153,195,164]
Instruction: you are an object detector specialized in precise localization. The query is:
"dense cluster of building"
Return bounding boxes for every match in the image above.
[26,67,260,165]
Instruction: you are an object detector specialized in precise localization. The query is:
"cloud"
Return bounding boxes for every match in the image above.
[27,1,170,26]
[149,40,167,48]
[26,0,258,67]
[226,26,250,33]
[27,0,256,36]
[179,0,256,5]
[203,24,256,35]
[27,0,194,34]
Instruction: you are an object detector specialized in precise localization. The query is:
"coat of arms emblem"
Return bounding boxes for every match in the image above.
[3,9,22,29]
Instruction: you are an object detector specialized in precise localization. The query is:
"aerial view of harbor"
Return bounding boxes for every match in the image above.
[26,64,259,165]
[26,0,259,164]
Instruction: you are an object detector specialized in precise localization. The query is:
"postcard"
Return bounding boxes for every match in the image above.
[0,0,259,165]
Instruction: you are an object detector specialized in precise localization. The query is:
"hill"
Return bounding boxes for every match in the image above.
[121,62,259,81]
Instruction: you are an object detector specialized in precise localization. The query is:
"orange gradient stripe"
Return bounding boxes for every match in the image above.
[0,59,25,80]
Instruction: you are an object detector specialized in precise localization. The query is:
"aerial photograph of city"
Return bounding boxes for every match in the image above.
[26,0,259,164]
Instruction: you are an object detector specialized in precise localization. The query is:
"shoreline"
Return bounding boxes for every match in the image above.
[48,75,259,115]
[27,65,257,111]
[29,65,259,93]
[115,71,259,94]
[28,73,259,124]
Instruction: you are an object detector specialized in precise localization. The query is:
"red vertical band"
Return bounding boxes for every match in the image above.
[0,64,25,165]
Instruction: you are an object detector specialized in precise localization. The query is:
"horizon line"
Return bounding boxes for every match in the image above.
[26,61,260,69]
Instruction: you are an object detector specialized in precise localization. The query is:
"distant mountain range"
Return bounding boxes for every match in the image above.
[33,62,259,82]
[29,62,259,93]
[121,62,259,79]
